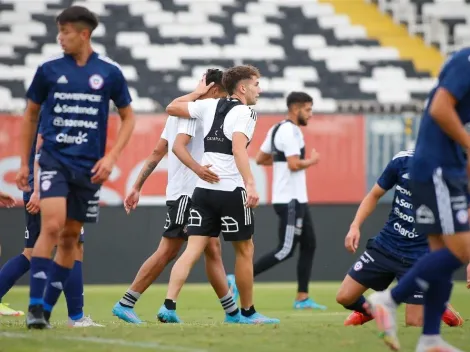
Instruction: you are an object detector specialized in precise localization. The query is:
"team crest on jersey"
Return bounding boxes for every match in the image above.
[89,74,104,90]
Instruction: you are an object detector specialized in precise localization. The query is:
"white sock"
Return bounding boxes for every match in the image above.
[119,289,141,308]
[220,291,239,315]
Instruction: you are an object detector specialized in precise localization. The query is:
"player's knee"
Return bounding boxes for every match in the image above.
[335,290,355,307]
[41,218,63,238]
[405,315,423,327]
[233,239,254,259]
[204,239,222,261]
[59,228,82,251]
[22,248,33,261]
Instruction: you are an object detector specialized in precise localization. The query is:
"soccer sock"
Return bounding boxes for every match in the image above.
[220,291,239,316]
[390,248,462,305]
[241,305,257,317]
[423,279,453,336]
[0,254,30,302]
[344,295,370,316]
[63,260,84,321]
[43,262,72,314]
[164,298,176,310]
[29,257,52,307]
[119,289,141,309]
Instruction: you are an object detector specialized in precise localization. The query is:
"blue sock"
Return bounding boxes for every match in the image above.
[344,295,370,316]
[29,257,52,307]
[64,261,84,320]
[423,280,453,335]
[43,262,72,313]
[391,248,462,305]
[0,254,30,302]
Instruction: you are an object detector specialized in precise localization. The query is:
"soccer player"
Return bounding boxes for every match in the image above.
[366,49,470,351]
[253,92,326,310]
[15,6,135,329]
[156,65,279,324]
[112,69,241,324]
[336,149,463,328]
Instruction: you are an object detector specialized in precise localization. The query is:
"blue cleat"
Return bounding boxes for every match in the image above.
[227,274,239,302]
[224,312,251,324]
[157,305,181,323]
[244,312,280,325]
[112,302,142,324]
[293,298,327,310]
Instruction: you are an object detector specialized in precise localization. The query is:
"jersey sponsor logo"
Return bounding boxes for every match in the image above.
[393,206,414,223]
[54,104,98,116]
[393,222,418,239]
[416,205,435,224]
[53,117,98,129]
[395,196,413,209]
[56,131,88,145]
[53,92,102,102]
[395,184,412,197]
[89,74,104,90]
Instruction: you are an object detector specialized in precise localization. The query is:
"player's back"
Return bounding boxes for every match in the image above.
[412,47,470,181]
[164,116,203,200]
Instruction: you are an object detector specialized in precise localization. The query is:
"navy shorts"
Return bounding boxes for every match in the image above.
[411,168,470,236]
[348,240,423,305]
[38,150,101,223]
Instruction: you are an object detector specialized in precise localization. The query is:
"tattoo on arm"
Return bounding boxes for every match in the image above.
[137,160,158,189]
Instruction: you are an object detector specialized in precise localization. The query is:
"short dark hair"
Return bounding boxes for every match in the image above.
[222,65,260,95]
[287,92,313,109]
[56,6,99,33]
[205,68,224,88]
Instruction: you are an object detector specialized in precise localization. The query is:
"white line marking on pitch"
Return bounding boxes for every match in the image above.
[0,332,208,352]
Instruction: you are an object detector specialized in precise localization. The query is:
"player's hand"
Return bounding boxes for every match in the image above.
[0,192,15,208]
[91,154,116,184]
[194,74,215,97]
[15,165,31,192]
[345,226,360,253]
[196,164,219,184]
[26,191,40,214]
[310,148,320,164]
[245,183,259,208]
[124,188,140,214]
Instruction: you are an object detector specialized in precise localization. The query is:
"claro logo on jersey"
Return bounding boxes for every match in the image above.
[53,117,98,129]
[54,104,98,116]
[56,131,88,145]
[393,222,418,239]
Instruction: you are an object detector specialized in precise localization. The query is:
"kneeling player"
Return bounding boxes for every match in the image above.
[336,149,463,327]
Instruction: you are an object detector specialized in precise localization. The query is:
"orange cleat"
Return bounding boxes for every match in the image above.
[344,311,374,326]
[442,304,464,327]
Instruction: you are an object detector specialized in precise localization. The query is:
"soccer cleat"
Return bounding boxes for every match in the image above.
[224,312,251,324]
[227,274,239,303]
[112,302,142,324]
[26,305,51,330]
[442,304,464,327]
[0,303,24,316]
[157,305,181,323]
[366,291,400,351]
[344,311,374,326]
[293,298,327,310]
[415,337,463,352]
[243,312,280,325]
[68,315,104,327]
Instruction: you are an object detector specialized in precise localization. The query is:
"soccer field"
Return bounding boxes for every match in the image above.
[0,282,469,352]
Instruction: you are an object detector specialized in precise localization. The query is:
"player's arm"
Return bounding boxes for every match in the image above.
[166,76,215,118]
[255,151,273,166]
[0,191,15,208]
[134,138,168,192]
[286,151,319,171]
[25,133,43,215]
[278,124,319,171]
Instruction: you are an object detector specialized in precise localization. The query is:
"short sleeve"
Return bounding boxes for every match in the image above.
[260,128,273,154]
[377,158,400,191]
[161,123,168,140]
[276,124,301,157]
[188,99,214,120]
[439,53,470,101]
[111,67,132,108]
[232,106,257,141]
[177,118,198,137]
[26,65,49,104]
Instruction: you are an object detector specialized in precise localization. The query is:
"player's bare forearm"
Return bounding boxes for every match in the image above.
[134,139,168,191]
[166,91,202,118]
[109,105,136,161]
[173,134,201,173]
[33,134,43,193]
[20,101,41,167]
[287,156,315,171]
[430,88,470,150]
[233,133,255,186]
[350,184,386,229]
[255,151,273,166]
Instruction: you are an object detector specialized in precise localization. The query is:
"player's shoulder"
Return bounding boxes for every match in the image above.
[231,103,257,120]
[96,54,124,74]
[392,149,414,161]
[442,47,470,71]
[38,54,66,68]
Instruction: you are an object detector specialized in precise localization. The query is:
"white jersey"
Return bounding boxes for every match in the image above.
[187,98,257,192]
[161,115,204,201]
[260,120,308,204]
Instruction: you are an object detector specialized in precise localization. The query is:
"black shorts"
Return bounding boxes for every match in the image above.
[187,187,254,242]
[163,195,191,240]
[348,239,423,305]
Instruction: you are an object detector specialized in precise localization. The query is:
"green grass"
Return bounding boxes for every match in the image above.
[1,282,469,351]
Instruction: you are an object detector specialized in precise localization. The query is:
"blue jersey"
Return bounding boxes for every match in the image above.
[374,150,429,262]
[25,52,131,175]
[411,48,470,181]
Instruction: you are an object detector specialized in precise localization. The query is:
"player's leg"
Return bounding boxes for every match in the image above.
[337,275,372,326]
[294,207,326,310]
[253,202,298,276]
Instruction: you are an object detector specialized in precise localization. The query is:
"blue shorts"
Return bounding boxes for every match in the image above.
[348,239,423,305]
[411,168,469,236]
[38,150,101,223]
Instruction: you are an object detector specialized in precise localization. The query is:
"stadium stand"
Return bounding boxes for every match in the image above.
[0,0,441,113]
